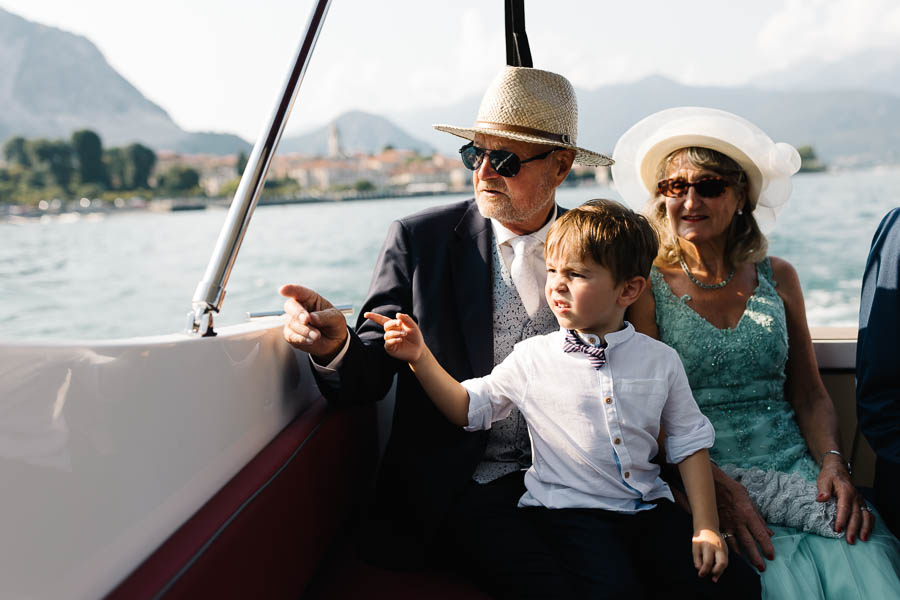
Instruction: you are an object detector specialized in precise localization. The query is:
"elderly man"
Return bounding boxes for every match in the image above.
[281,66,604,598]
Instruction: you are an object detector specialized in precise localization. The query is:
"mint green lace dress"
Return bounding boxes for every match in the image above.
[651,259,900,599]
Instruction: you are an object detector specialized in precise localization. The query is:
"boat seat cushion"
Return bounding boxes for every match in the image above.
[108,397,377,599]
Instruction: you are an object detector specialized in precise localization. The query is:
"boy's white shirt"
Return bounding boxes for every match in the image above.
[462,323,715,513]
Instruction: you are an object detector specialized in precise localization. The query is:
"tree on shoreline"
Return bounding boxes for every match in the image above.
[1,132,164,205]
[125,143,156,189]
[3,137,31,168]
[72,130,108,186]
[31,139,74,191]
[157,165,201,194]
[236,151,248,176]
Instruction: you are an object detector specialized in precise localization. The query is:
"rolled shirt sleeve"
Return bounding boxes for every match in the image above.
[461,345,531,432]
[661,355,716,464]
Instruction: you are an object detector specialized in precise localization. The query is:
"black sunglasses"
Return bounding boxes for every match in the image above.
[459,142,561,177]
[657,177,729,199]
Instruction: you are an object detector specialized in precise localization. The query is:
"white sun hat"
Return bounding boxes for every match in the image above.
[611,107,801,233]
[434,66,613,167]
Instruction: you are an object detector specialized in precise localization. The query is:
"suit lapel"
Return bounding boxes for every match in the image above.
[450,201,493,376]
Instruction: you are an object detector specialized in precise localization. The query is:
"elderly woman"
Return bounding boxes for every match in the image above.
[614,107,900,599]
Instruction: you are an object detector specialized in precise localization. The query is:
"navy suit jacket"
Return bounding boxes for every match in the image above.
[857,207,900,464]
[315,198,563,566]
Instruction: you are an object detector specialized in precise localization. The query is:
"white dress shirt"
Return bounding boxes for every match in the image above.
[461,323,715,513]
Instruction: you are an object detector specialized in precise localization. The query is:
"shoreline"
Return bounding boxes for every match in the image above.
[0,179,613,223]
[0,187,476,223]
[5,165,893,224]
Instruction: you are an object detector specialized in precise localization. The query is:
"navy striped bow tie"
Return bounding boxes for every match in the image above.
[563,330,607,369]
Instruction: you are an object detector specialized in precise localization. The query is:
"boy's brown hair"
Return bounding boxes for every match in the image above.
[545,199,659,284]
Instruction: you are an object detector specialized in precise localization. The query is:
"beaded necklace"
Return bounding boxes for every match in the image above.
[679,257,735,290]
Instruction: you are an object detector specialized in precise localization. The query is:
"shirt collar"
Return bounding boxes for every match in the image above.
[490,204,558,247]
[605,321,635,347]
[557,321,635,348]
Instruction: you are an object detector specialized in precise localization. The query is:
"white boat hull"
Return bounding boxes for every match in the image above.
[0,319,315,599]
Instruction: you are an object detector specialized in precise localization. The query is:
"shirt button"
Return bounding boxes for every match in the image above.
[604,397,612,404]
[624,471,630,478]
[614,438,621,445]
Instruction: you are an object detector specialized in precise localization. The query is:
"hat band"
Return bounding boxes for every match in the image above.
[474,121,574,145]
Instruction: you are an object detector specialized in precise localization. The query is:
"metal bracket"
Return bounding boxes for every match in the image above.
[187,304,217,337]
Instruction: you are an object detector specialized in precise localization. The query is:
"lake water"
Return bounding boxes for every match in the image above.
[2,169,899,341]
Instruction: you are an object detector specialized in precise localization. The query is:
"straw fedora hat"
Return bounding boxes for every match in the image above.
[611,107,801,233]
[434,66,612,167]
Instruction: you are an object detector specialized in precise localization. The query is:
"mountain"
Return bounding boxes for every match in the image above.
[392,75,900,167]
[750,48,900,98]
[387,96,481,158]
[279,110,434,155]
[0,7,249,155]
[578,76,900,167]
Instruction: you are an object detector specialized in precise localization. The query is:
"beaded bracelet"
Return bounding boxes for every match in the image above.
[823,449,852,476]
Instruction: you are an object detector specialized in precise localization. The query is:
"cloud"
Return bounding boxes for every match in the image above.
[758,0,900,67]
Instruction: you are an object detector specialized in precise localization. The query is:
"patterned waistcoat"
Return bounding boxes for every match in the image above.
[472,240,558,483]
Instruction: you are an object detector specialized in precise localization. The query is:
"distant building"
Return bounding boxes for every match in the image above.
[327,123,343,159]
[289,157,388,189]
[152,152,240,196]
[156,146,473,197]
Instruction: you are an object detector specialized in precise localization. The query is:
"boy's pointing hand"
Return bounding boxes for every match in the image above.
[365,312,426,363]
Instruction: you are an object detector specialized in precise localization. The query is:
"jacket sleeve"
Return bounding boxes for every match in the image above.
[857,208,900,462]
[315,219,413,406]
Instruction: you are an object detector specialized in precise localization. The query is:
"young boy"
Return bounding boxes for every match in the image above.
[365,200,729,596]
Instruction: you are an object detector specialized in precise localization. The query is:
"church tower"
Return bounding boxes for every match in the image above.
[327,123,343,158]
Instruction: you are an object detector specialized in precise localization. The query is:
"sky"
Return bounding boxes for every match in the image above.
[3,0,900,141]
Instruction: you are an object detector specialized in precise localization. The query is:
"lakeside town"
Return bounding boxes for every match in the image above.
[0,124,609,221]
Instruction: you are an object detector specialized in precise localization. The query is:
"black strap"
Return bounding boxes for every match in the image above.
[505,0,533,68]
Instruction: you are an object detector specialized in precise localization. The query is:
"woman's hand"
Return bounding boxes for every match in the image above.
[692,529,729,582]
[364,312,425,364]
[817,457,874,543]
[713,465,775,570]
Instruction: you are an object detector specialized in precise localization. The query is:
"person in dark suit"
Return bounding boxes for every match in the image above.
[280,66,611,599]
[858,207,900,538]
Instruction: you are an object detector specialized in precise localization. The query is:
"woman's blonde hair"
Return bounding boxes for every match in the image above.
[647,147,768,266]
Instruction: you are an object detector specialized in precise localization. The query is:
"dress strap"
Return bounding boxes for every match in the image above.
[757,257,776,287]
[650,264,690,304]
[649,265,664,287]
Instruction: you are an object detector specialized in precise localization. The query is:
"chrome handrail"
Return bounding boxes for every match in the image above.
[188,0,332,336]
[246,304,353,320]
